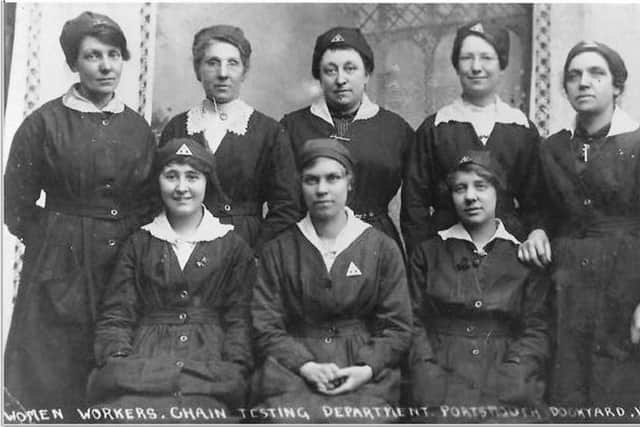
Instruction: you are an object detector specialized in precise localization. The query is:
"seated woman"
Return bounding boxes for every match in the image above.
[408,152,550,422]
[87,138,254,422]
[252,138,412,423]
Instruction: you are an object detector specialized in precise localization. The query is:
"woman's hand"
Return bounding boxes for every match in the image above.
[323,365,373,395]
[299,361,341,393]
[631,303,640,344]
[518,229,552,268]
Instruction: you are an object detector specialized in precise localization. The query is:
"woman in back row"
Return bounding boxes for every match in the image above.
[401,21,546,257]
[160,25,301,251]
[282,27,414,253]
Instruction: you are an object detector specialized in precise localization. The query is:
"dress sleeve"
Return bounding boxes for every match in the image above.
[93,236,142,366]
[354,237,413,376]
[407,242,437,362]
[256,125,302,250]
[252,244,316,373]
[220,240,255,374]
[158,114,186,147]
[401,118,437,257]
[504,269,551,364]
[4,111,47,241]
[515,122,549,234]
[133,126,161,225]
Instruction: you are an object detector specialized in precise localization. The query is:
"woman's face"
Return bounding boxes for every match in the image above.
[457,35,503,101]
[301,157,350,222]
[451,170,497,229]
[72,36,123,104]
[564,51,619,117]
[198,40,245,104]
[319,48,369,114]
[159,162,206,220]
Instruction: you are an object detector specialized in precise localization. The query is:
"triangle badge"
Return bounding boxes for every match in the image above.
[346,261,362,277]
[176,144,193,156]
[469,23,484,33]
[330,34,345,43]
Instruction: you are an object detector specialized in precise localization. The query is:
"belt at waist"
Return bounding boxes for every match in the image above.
[46,199,139,220]
[140,308,219,325]
[569,216,640,238]
[430,316,514,337]
[209,202,262,217]
[290,319,367,338]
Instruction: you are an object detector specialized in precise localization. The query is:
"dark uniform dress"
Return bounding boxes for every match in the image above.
[408,222,550,421]
[252,211,412,423]
[160,99,301,250]
[88,210,254,420]
[541,109,640,410]
[281,95,414,250]
[401,98,544,256]
[4,88,156,416]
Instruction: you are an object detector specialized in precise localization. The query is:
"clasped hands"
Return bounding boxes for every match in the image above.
[299,361,372,395]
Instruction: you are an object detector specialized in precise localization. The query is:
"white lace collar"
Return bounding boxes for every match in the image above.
[438,219,520,254]
[310,93,380,126]
[62,84,125,113]
[142,206,233,244]
[186,98,254,153]
[297,207,370,269]
[434,96,529,128]
[563,107,640,138]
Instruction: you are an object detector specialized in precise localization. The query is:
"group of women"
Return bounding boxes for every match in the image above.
[4,9,640,424]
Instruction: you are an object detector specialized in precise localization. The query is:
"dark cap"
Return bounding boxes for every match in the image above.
[563,40,627,92]
[454,150,506,190]
[155,138,216,176]
[193,25,252,66]
[451,21,510,70]
[59,11,129,67]
[299,138,355,172]
[312,27,374,79]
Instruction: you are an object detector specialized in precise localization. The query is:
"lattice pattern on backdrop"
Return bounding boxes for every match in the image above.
[13,3,43,301]
[532,3,552,136]
[137,3,153,117]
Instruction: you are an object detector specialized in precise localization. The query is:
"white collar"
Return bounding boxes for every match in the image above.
[434,96,529,128]
[142,207,233,244]
[563,107,640,137]
[310,93,380,126]
[297,207,370,257]
[186,98,254,136]
[437,219,520,253]
[62,84,125,113]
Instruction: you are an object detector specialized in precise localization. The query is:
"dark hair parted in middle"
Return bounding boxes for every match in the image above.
[311,27,374,79]
[451,21,510,70]
[59,11,130,68]
[192,25,252,80]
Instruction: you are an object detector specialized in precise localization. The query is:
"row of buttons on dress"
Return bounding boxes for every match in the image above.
[175,291,190,395]
[469,299,484,356]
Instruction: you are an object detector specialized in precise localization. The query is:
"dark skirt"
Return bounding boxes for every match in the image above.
[549,231,640,409]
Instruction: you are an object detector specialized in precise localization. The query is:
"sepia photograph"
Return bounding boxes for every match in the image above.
[3,1,640,424]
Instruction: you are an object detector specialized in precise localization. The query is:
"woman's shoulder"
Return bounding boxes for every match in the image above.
[541,129,572,152]
[120,105,153,125]
[24,97,66,121]
[281,105,312,123]
[164,110,190,128]
[375,107,412,128]
[415,112,438,131]
[248,108,285,132]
